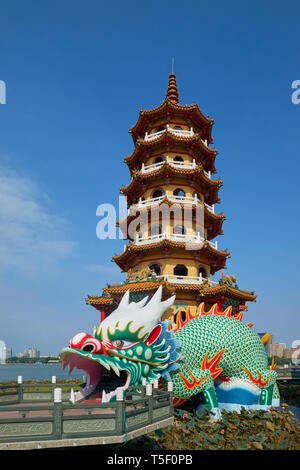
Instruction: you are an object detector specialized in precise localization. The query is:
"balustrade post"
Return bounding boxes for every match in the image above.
[51,375,57,401]
[167,382,173,411]
[53,388,63,440]
[146,383,153,424]
[17,376,23,403]
[142,162,145,172]
[192,158,196,168]
[194,194,197,205]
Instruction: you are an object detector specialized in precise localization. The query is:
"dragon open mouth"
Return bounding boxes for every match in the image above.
[60,348,130,403]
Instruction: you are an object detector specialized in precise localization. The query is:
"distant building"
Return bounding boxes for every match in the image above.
[0,341,12,363]
[23,348,40,358]
[269,342,286,358]
[0,341,6,364]
[283,346,300,359]
[5,347,12,359]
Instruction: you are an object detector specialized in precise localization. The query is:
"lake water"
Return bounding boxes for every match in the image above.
[0,364,299,422]
[0,363,85,382]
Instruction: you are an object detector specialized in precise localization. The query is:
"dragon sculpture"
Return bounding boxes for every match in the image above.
[59,286,279,413]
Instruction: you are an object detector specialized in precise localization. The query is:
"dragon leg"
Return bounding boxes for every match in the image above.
[271,382,280,407]
[176,367,221,417]
[240,367,278,408]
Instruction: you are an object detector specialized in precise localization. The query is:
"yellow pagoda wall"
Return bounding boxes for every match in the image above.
[144,144,201,167]
[130,248,211,279]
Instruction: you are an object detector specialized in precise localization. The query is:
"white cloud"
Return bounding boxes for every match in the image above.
[0,166,76,273]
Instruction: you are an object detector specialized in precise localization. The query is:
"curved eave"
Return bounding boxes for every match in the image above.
[117,207,225,242]
[87,280,256,309]
[129,99,214,144]
[112,240,229,273]
[120,163,222,195]
[85,295,114,306]
[197,284,257,302]
[124,132,217,173]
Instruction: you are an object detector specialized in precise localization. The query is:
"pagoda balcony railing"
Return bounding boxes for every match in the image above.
[134,231,218,250]
[140,157,211,178]
[143,125,209,146]
[156,274,218,285]
[144,125,194,141]
[130,194,215,213]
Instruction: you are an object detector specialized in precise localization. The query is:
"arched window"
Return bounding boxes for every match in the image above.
[156,125,166,133]
[173,156,184,162]
[149,223,162,236]
[198,266,208,279]
[148,263,162,276]
[151,188,164,199]
[154,155,164,164]
[173,126,183,130]
[173,188,186,198]
[174,264,188,277]
[174,224,186,235]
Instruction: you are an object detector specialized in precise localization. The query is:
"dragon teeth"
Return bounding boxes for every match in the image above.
[109,362,120,376]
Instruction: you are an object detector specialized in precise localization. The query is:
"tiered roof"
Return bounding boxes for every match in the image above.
[124,132,218,173]
[120,163,222,201]
[117,201,225,241]
[129,73,214,145]
[111,239,229,274]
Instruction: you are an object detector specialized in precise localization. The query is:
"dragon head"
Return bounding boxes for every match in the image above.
[59,286,181,403]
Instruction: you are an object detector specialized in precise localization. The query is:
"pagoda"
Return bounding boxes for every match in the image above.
[86,73,256,324]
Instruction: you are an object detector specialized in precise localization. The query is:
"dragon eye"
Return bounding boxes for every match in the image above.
[111,339,134,349]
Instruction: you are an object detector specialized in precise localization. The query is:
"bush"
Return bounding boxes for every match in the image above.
[149,406,300,450]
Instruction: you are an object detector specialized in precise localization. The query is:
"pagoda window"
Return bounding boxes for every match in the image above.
[173,188,186,197]
[154,155,164,164]
[198,266,208,279]
[151,188,165,199]
[174,264,188,277]
[173,156,184,162]
[174,224,186,235]
[148,263,162,276]
[149,223,162,236]
[155,125,166,133]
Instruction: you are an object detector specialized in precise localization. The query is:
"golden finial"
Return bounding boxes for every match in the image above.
[166,63,179,104]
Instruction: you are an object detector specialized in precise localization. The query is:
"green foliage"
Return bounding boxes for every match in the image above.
[148,407,300,450]
[6,356,58,364]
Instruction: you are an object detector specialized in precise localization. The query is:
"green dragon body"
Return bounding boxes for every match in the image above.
[59,287,279,413]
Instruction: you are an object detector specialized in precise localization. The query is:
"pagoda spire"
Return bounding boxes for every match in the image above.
[166,72,179,104]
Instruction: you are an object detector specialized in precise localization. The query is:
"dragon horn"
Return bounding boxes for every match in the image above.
[136,296,149,308]
[147,285,163,307]
[118,290,130,308]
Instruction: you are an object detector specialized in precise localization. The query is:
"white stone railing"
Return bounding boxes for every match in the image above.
[144,125,195,142]
[130,194,215,214]
[140,157,212,178]
[156,274,218,285]
[134,231,218,249]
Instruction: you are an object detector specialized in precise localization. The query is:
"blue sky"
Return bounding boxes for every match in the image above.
[0,0,299,355]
